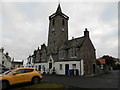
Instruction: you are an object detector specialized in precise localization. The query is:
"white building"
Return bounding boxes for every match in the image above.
[0,48,12,69]
[26,55,84,76]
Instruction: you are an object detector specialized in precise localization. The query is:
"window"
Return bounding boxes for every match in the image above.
[72,64,76,69]
[74,48,77,57]
[36,66,38,70]
[62,28,64,32]
[73,47,77,58]
[62,19,65,25]
[16,69,24,74]
[2,61,4,64]
[52,28,55,32]
[60,64,63,70]
[42,66,45,71]
[59,50,64,59]
[24,69,34,73]
[70,47,73,58]
[52,19,55,25]
[39,65,41,71]
[13,65,15,67]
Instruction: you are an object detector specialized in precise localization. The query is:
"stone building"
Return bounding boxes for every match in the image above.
[27,4,96,76]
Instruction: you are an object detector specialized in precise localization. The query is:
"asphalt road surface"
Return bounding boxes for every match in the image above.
[42,70,119,88]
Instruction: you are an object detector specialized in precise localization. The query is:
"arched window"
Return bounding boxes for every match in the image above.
[52,19,55,25]
[62,19,64,26]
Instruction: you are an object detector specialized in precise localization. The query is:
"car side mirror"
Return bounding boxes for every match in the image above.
[13,72,17,75]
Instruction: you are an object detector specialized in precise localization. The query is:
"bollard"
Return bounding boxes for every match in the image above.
[68,69,70,77]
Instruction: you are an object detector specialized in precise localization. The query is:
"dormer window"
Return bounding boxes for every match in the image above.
[52,28,55,32]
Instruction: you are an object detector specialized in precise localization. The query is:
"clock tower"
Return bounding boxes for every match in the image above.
[47,4,69,54]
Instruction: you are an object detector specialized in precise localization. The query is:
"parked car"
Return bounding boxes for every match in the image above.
[0,67,42,89]
[0,64,10,74]
[0,67,10,74]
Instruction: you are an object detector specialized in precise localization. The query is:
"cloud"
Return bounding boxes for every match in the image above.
[1,2,118,60]
[101,3,118,22]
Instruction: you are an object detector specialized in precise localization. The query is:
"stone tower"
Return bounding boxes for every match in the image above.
[47,4,69,54]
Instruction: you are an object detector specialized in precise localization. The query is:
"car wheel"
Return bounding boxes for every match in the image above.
[2,81,9,89]
[32,77,40,85]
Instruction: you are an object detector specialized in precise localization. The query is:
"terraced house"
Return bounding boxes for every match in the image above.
[26,4,96,76]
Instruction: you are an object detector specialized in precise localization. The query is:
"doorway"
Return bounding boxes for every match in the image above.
[65,64,69,75]
[49,63,52,69]
[38,65,41,71]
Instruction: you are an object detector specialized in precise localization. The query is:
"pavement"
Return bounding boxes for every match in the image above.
[41,70,119,88]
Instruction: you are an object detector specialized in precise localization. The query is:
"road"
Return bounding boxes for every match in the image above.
[6,70,119,90]
[42,70,119,88]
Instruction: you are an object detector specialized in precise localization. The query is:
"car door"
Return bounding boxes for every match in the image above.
[12,69,25,84]
[23,69,34,82]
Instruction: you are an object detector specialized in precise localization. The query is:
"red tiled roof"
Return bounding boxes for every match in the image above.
[97,58,106,64]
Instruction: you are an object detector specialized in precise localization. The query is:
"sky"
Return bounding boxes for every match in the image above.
[0,0,119,61]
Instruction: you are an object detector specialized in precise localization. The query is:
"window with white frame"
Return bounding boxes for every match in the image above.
[60,64,63,70]
[72,64,76,69]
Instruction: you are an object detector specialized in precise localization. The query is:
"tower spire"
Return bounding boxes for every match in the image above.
[56,4,62,13]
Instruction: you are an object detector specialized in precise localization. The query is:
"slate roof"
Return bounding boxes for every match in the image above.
[60,36,85,50]
[12,61,23,65]
[49,4,69,20]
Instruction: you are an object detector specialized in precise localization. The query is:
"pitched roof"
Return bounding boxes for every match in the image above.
[60,36,85,49]
[12,61,23,65]
[49,4,69,20]
[56,4,62,13]
[97,58,106,64]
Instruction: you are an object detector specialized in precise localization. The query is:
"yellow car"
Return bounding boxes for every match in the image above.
[0,67,42,89]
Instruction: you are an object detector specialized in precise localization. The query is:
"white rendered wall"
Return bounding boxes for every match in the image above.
[80,59,84,75]
[0,52,11,68]
[34,60,84,75]
[35,63,48,74]
[54,61,82,75]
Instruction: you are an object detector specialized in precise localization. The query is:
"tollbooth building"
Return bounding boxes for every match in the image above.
[26,4,96,76]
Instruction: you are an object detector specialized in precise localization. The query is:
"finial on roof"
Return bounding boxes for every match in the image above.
[56,4,62,13]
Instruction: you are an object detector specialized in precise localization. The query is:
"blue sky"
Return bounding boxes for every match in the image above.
[0,1,118,61]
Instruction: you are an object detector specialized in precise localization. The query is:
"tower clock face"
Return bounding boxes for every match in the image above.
[52,28,55,32]
[62,28,64,31]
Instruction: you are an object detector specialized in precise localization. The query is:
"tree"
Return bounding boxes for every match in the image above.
[100,55,116,70]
